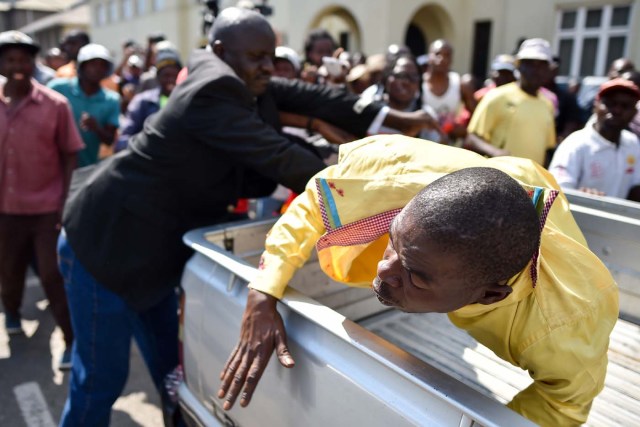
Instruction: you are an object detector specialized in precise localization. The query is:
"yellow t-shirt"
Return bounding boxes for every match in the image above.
[250,135,618,426]
[468,82,556,165]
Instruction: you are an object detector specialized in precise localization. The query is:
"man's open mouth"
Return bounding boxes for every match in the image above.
[372,278,397,306]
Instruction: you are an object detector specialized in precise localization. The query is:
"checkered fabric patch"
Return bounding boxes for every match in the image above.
[530,189,559,287]
[314,178,558,287]
[316,208,402,251]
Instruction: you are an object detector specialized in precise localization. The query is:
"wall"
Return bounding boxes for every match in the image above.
[85,0,640,77]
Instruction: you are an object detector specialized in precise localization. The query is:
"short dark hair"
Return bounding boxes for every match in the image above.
[303,29,336,61]
[406,167,540,285]
[63,30,90,45]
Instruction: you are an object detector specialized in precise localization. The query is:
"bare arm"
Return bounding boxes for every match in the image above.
[279,111,356,145]
[383,109,439,137]
[460,73,478,115]
[59,152,77,224]
[464,133,510,157]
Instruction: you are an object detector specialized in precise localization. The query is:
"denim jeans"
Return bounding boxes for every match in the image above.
[57,232,178,427]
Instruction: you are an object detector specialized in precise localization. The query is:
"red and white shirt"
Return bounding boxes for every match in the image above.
[0,79,84,214]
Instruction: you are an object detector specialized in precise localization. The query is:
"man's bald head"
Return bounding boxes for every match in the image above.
[209,7,276,97]
[208,7,273,47]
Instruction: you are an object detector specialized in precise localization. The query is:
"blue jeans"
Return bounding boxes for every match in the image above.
[57,232,178,427]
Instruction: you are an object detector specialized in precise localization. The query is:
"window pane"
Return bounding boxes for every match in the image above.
[580,38,598,76]
[560,11,576,29]
[96,4,106,25]
[109,0,119,21]
[585,9,602,28]
[606,36,626,71]
[153,0,165,11]
[137,0,145,14]
[558,39,574,76]
[611,6,630,26]
[123,0,132,19]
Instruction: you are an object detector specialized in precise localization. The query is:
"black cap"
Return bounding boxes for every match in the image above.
[0,31,40,56]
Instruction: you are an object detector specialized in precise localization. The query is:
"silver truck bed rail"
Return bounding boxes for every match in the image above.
[563,189,640,322]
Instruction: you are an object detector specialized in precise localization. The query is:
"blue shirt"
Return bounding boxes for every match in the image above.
[115,87,161,152]
[47,77,120,167]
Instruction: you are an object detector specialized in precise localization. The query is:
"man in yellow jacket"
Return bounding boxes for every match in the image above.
[218,135,618,426]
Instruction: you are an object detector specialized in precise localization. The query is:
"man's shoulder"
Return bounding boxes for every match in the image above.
[46,77,74,92]
[183,50,247,94]
[132,87,161,104]
[620,129,640,150]
[477,83,516,106]
[101,87,121,102]
[33,81,73,106]
[188,49,234,80]
[559,127,595,149]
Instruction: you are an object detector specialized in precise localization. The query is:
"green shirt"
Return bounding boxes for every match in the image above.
[47,77,120,167]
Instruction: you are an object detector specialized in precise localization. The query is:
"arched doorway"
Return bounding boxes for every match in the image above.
[405,23,426,58]
[404,4,454,57]
[308,6,361,53]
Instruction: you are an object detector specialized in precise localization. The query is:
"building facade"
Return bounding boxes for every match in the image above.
[0,0,87,52]
[87,0,639,81]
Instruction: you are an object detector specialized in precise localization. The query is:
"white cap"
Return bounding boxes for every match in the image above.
[516,38,552,62]
[491,54,516,71]
[77,43,115,75]
[275,46,301,72]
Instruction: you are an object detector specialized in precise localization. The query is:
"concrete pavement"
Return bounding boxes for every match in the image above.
[0,272,162,427]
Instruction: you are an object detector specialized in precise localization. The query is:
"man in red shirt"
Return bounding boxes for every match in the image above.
[0,31,84,369]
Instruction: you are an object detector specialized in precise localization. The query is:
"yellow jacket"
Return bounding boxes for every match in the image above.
[250,135,618,426]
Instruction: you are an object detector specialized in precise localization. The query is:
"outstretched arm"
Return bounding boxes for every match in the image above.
[464,133,510,157]
[382,109,439,137]
[279,111,356,145]
[217,172,328,409]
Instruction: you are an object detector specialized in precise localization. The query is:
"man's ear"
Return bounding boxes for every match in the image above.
[476,282,513,305]
[212,40,224,58]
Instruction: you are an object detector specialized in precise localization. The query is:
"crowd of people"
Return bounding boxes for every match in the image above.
[0,3,639,426]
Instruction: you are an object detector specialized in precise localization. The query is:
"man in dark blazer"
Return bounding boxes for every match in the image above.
[57,8,436,426]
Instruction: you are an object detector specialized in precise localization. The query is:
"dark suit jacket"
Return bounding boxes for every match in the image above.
[63,49,382,311]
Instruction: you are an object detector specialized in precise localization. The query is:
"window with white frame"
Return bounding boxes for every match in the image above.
[109,0,119,22]
[96,3,107,26]
[137,0,145,15]
[123,0,133,19]
[555,4,632,77]
[153,0,165,12]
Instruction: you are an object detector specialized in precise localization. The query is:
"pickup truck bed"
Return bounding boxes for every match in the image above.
[363,311,640,427]
[179,190,640,427]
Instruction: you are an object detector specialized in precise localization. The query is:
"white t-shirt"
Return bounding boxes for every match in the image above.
[549,125,640,198]
[421,71,461,125]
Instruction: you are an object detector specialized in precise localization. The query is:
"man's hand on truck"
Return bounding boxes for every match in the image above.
[218,288,295,410]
